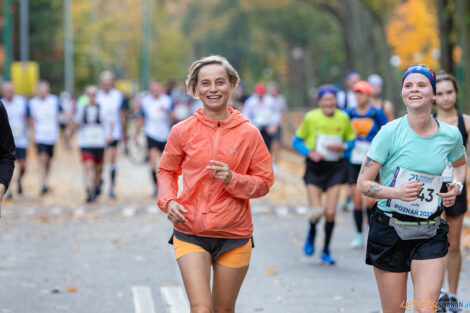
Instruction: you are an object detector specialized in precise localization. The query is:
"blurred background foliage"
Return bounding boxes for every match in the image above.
[1,0,470,111]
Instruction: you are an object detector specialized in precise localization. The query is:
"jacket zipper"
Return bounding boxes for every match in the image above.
[200,121,221,234]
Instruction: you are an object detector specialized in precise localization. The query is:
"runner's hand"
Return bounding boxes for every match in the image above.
[267,125,277,136]
[308,151,324,162]
[207,160,232,184]
[396,180,424,202]
[438,183,458,207]
[167,200,188,224]
[326,143,344,152]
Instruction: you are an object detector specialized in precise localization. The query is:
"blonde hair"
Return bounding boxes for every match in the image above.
[185,55,239,98]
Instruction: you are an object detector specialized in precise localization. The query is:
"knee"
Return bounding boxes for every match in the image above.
[191,304,212,313]
[324,212,335,221]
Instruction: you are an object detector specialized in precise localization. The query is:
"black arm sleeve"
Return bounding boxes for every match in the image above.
[0,101,16,190]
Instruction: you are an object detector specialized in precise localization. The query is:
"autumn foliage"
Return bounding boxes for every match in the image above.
[387,0,440,69]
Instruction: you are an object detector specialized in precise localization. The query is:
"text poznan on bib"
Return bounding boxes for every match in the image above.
[387,167,442,219]
[351,140,371,165]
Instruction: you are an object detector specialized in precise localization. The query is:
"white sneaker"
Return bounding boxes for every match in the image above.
[350,233,364,248]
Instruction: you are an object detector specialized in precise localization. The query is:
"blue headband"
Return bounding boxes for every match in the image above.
[317,85,337,100]
[402,64,436,94]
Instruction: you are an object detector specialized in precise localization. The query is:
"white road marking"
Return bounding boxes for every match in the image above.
[295,205,308,215]
[275,206,289,217]
[160,286,190,313]
[251,205,270,214]
[147,205,160,215]
[123,206,136,217]
[132,286,156,313]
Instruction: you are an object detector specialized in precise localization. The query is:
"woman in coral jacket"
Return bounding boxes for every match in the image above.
[157,55,274,313]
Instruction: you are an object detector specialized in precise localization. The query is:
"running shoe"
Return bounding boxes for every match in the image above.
[320,250,336,265]
[5,191,12,200]
[95,180,103,197]
[40,185,49,196]
[153,187,158,198]
[448,296,462,313]
[350,233,364,248]
[303,231,315,256]
[341,197,353,212]
[437,291,449,313]
[109,188,116,199]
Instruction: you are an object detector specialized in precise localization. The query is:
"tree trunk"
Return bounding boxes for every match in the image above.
[374,17,400,113]
[456,0,470,111]
[436,0,455,74]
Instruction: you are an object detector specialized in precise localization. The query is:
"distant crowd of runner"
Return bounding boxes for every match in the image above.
[0,57,468,313]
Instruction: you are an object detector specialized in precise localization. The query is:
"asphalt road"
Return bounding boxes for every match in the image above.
[1,143,470,313]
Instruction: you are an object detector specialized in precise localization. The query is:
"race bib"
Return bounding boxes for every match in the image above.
[387,167,442,219]
[149,106,165,120]
[37,109,55,124]
[351,140,371,165]
[174,105,190,120]
[254,109,273,127]
[315,134,342,161]
[81,125,106,147]
[441,161,453,183]
[10,121,23,139]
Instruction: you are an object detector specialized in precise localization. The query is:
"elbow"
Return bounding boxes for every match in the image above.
[356,178,366,194]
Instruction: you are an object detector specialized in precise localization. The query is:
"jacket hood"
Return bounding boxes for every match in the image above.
[194,107,249,129]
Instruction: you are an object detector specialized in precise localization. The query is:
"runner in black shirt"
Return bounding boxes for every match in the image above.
[0,101,16,216]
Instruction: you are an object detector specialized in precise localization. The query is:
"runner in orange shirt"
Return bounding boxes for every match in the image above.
[158,55,274,313]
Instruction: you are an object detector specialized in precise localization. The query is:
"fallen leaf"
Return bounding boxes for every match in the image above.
[37,215,50,223]
[267,268,276,275]
[67,286,78,292]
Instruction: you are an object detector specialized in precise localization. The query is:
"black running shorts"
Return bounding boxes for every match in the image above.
[303,158,343,191]
[15,148,27,160]
[37,144,55,158]
[146,136,166,152]
[366,208,449,273]
[346,162,361,185]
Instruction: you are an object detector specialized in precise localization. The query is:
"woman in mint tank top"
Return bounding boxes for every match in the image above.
[434,72,470,308]
[357,65,467,313]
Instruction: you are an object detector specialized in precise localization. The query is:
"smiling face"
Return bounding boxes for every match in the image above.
[370,84,382,97]
[149,81,164,98]
[196,64,234,113]
[100,76,113,92]
[354,91,370,107]
[2,82,14,101]
[318,93,337,116]
[435,80,457,111]
[37,82,50,98]
[401,73,434,112]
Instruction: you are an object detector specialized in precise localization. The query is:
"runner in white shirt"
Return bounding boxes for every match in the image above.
[96,71,128,198]
[337,71,361,110]
[28,81,61,195]
[135,80,173,197]
[267,82,287,172]
[70,85,106,203]
[2,82,28,197]
[242,83,280,151]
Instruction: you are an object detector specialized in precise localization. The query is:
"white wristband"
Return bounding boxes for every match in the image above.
[452,181,464,195]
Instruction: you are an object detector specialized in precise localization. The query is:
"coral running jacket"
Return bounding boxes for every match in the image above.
[158,107,274,238]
